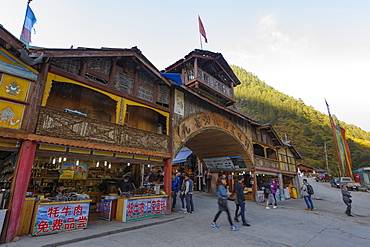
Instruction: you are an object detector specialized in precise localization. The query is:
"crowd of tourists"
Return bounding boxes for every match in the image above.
[171,173,354,232]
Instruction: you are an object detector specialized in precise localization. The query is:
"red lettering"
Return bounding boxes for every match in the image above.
[64,218,75,230]
[76,216,88,228]
[61,206,72,216]
[47,206,60,218]
[36,220,50,235]
[74,205,83,215]
[51,218,63,232]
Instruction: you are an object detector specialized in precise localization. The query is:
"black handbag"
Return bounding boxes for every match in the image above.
[218,197,227,207]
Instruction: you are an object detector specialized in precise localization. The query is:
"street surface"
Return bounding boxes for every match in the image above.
[4,177,370,247]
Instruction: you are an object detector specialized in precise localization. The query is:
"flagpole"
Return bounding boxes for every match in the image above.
[199,33,203,50]
[324,142,329,174]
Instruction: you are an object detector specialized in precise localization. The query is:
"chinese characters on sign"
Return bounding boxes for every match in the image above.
[100,199,112,221]
[32,202,90,236]
[178,113,252,153]
[123,197,166,222]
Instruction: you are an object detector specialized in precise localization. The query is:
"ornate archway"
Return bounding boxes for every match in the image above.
[173,113,254,169]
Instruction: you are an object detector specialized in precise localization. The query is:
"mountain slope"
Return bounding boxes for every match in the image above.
[231,65,370,175]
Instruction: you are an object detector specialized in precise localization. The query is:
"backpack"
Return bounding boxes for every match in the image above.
[306,183,314,195]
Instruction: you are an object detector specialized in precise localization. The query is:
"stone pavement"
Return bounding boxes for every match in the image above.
[3,179,370,246]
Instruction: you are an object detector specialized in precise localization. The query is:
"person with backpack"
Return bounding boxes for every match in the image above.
[301,178,314,210]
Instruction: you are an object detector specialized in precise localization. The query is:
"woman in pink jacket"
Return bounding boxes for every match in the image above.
[270,179,278,209]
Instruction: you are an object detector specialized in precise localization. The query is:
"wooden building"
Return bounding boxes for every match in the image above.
[0,25,173,242]
[253,124,302,200]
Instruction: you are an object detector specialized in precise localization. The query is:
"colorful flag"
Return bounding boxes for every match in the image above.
[325,99,353,178]
[20,4,37,49]
[198,15,208,43]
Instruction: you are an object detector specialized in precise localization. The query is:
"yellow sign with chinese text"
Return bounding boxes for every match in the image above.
[59,170,75,179]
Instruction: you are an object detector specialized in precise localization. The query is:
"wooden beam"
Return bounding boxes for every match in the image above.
[25,62,50,133]
[0,129,171,158]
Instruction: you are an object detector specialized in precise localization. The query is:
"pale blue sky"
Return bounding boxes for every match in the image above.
[2,0,370,132]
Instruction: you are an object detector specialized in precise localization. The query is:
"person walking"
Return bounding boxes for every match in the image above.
[234,175,250,226]
[211,178,239,230]
[341,185,353,217]
[233,178,241,222]
[171,175,180,211]
[300,178,314,210]
[264,179,272,209]
[270,179,278,209]
[184,173,194,214]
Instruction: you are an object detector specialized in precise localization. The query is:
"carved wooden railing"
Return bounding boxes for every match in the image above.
[36,107,170,153]
[184,68,233,97]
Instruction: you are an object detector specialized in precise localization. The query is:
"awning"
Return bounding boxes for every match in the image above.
[173,149,192,164]
[161,73,182,85]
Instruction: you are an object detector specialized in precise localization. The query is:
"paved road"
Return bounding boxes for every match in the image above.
[4,177,370,247]
[63,177,370,247]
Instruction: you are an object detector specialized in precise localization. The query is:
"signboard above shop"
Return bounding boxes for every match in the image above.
[203,156,248,171]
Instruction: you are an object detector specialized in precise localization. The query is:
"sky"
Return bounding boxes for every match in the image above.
[2,0,370,132]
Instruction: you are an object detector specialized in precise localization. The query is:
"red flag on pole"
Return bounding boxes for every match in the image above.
[198,15,208,43]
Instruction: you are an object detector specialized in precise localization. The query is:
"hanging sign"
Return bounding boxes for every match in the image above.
[203,157,235,170]
[174,90,184,116]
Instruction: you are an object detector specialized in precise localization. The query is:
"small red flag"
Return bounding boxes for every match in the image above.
[198,15,208,43]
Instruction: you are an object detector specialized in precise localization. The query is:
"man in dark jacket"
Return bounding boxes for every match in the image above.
[171,175,180,211]
[116,177,133,193]
[235,175,250,226]
[50,183,66,197]
[341,185,353,217]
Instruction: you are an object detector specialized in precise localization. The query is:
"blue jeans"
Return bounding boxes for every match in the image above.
[172,192,178,209]
[304,195,314,209]
[237,199,247,224]
[185,193,194,213]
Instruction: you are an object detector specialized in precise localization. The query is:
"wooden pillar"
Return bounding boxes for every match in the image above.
[163,158,172,215]
[5,141,37,242]
[251,170,257,202]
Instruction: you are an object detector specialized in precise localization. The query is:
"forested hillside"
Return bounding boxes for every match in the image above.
[231,65,370,176]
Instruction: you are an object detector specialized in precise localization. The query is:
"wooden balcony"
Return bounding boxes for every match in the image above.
[35,107,170,154]
[184,68,235,105]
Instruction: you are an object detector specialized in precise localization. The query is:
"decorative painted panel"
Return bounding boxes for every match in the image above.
[0,100,25,129]
[0,74,31,101]
[254,155,280,170]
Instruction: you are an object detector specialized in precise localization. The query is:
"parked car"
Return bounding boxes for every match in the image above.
[339,177,361,191]
[330,178,340,188]
[315,173,333,182]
